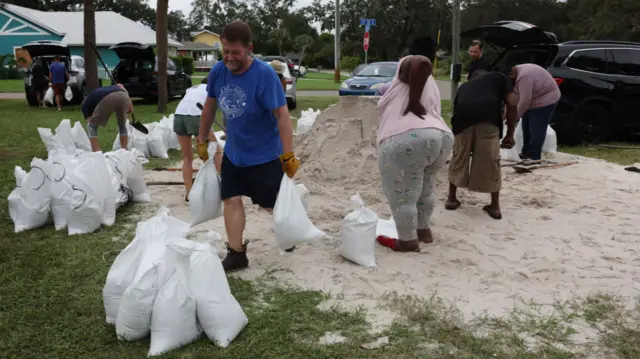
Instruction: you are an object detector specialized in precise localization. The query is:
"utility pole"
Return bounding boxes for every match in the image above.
[451,0,461,100]
[334,0,341,83]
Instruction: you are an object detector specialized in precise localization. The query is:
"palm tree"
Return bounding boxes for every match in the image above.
[83,0,99,93]
[156,0,169,113]
[269,28,290,56]
[293,34,315,66]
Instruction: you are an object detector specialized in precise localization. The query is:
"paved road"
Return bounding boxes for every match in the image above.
[0,81,456,100]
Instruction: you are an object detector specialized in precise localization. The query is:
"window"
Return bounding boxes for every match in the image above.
[564,49,607,73]
[608,49,640,77]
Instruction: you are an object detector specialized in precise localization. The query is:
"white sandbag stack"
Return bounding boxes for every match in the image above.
[71,121,92,151]
[102,208,247,355]
[8,160,51,233]
[159,115,180,150]
[338,194,379,267]
[296,108,321,134]
[273,174,327,251]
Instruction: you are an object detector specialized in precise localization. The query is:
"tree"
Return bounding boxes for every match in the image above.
[293,34,315,65]
[188,0,212,29]
[83,0,100,92]
[269,28,290,55]
[168,10,190,41]
[156,0,169,113]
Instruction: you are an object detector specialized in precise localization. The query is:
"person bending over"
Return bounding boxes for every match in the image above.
[446,70,518,220]
[376,55,453,252]
[81,84,133,152]
[197,20,299,272]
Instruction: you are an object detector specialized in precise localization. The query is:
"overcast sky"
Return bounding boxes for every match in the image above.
[149,0,316,15]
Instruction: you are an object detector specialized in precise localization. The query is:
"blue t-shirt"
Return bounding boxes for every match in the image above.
[50,62,67,84]
[207,59,287,167]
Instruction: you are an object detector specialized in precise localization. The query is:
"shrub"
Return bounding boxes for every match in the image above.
[340,56,360,71]
[169,56,195,75]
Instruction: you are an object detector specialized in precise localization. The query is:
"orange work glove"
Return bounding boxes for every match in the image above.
[197,142,209,162]
[279,152,300,178]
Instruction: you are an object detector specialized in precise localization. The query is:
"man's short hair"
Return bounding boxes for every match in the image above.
[470,40,483,50]
[221,21,252,46]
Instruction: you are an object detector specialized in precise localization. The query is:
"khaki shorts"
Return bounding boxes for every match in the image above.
[90,91,130,127]
[448,123,501,193]
[173,114,201,136]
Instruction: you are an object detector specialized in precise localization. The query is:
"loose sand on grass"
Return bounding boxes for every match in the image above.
[144,96,640,334]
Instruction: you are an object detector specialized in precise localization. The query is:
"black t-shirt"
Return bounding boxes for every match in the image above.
[81,85,126,118]
[466,57,492,79]
[451,71,513,137]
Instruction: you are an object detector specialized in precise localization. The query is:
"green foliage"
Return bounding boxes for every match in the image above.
[340,56,360,71]
[0,54,21,80]
[170,56,195,75]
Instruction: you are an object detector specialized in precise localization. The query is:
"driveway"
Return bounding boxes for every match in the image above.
[0,93,25,99]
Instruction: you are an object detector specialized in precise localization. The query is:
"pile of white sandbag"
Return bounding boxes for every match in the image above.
[500,121,558,162]
[103,208,248,356]
[113,115,181,159]
[8,119,151,234]
[296,108,321,135]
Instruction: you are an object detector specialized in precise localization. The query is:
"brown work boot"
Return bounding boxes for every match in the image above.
[394,239,421,252]
[417,228,434,244]
[222,242,249,272]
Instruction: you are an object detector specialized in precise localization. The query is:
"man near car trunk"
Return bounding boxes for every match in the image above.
[81,84,134,152]
[509,63,561,161]
[197,20,299,272]
[466,40,491,80]
[446,70,518,220]
[49,55,69,111]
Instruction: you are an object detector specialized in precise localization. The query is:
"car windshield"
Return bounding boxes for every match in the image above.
[356,63,397,77]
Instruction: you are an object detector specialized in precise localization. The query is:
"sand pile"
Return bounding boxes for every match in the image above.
[145,96,640,334]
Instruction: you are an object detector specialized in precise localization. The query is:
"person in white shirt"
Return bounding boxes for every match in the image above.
[173,77,216,202]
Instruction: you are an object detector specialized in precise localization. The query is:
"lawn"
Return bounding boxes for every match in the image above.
[1,97,639,358]
[0,79,25,93]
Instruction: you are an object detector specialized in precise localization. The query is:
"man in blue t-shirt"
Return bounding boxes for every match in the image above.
[49,55,68,111]
[197,20,299,272]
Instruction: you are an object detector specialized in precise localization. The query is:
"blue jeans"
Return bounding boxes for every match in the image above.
[521,102,557,160]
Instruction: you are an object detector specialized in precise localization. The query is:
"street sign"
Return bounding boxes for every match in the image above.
[363,32,370,52]
[359,18,376,27]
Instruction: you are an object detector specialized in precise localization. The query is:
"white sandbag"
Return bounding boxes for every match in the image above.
[214,131,226,149]
[96,154,117,227]
[159,115,180,150]
[115,263,159,341]
[8,160,51,233]
[112,122,135,151]
[273,175,326,250]
[149,240,201,357]
[64,85,73,102]
[296,108,321,134]
[132,132,150,158]
[38,128,65,153]
[104,151,132,207]
[338,194,379,268]
[500,121,524,162]
[117,149,151,203]
[189,155,223,226]
[148,128,169,159]
[71,121,92,151]
[376,217,398,239]
[542,125,558,153]
[190,240,248,348]
[44,87,54,105]
[66,153,107,235]
[296,183,309,212]
[154,120,173,150]
[54,119,77,154]
[46,152,76,230]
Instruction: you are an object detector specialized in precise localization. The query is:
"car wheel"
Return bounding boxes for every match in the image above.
[572,102,611,144]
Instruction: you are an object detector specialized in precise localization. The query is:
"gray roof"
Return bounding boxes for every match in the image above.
[180,41,216,51]
[5,3,182,47]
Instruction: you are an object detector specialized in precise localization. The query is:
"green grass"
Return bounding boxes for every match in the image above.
[2,97,639,358]
[193,71,209,77]
[303,72,349,81]
[296,78,342,91]
[0,79,25,93]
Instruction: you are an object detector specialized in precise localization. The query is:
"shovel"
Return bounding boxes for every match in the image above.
[513,161,578,174]
[90,41,149,134]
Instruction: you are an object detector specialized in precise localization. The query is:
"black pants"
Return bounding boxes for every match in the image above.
[220,154,284,209]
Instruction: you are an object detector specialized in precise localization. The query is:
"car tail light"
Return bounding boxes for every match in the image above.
[554,77,564,86]
[287,63,294,69]
[286,78,293,84]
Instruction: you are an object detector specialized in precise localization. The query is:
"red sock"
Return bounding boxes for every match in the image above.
[376,235,397,250]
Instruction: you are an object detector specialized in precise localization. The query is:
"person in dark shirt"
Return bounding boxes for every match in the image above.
[466,40,492,80]
[446,70,518,220]
[81,84,133,152]
[49,55,69,111]
[31,58,48,108]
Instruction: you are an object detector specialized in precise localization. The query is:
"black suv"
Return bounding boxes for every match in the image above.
[110,42,191,100]
[463,21,640,144]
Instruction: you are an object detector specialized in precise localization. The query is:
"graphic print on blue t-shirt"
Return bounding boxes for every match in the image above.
[218,84,247,120]
[207,59,287,167]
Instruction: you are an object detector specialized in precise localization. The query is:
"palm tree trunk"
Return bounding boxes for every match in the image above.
[83,0,99,93]
[156,0,169,113]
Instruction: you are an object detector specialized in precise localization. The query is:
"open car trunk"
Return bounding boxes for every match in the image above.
[461,21,559,72]
[110,42,157,96]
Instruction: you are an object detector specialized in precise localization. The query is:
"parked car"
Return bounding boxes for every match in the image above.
[294,64,308,77]
[259,55,297,76]
[351,63,368,76]
[339,62,397,96]
[462,20,640,144]
[264,59,297,109]
[110,42,191,100]
[23,40,93,106]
